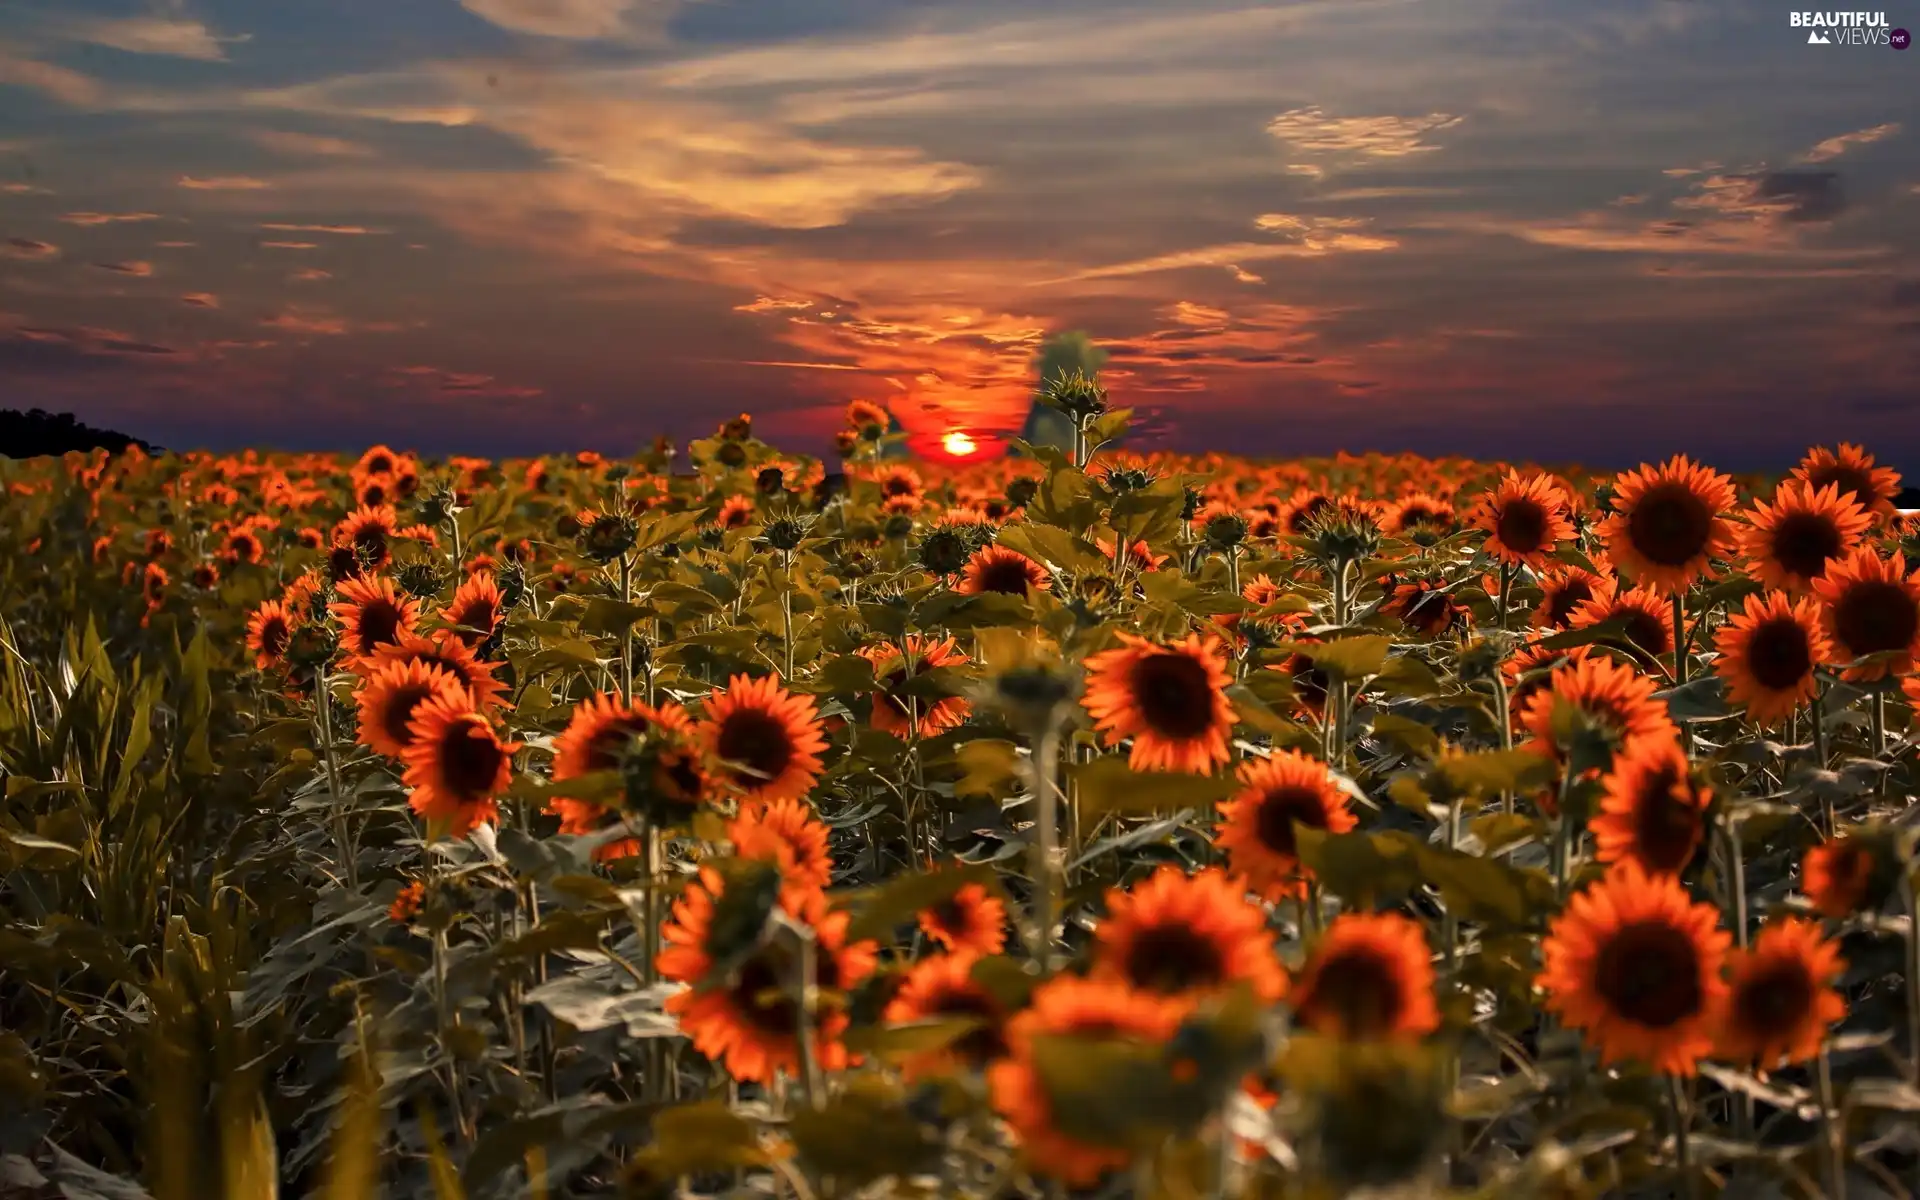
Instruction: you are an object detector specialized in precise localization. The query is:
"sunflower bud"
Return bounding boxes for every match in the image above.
[1037,369,1108,422]
[834,430,860,457]
[1180,487,1203,522]
[883,513,915,541]
[415,484,459,527]
[1202,512,1248,552]
[715,440,749,469]
[1302,506,1382,572]
[720,413,753,442]
[497,561,529,610]
[917,527,971,577]
[1104,467,1151,494]
[614,726,709,827]
[394,560,445,599]
[604,463,632,485]
[579,511,639,562]
[1006,477,1040,511]
[989,661,1080,732]
[757,515,809,553]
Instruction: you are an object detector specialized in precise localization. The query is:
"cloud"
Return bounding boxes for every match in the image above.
[260,308,350,335]
[60,211,163,226]
[260,241,319,249]
[245,129,376,158]
[0,49,106,106]
[1267,106,1464,161]
[258,222,387,235]
[179,293,220,308]
[2,237,58,261]
[1054,220,1396,282]
[62,16,241,62]
[178,175,272,190]
[91,260,154,276]
[1801,123,1901,164]
[384,363,545,398]
[458,0,661,40]
[289,268,331,282]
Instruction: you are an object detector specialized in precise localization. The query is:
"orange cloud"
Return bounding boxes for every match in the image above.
[2,237,58,261]
[180,293,220,308]
[60,211,163,226]
[261,241,319,249]
[1267,107,1464,163]
[62,16,239,62]
[259,223,386,235]
[178,175,273,191]
[1801,123,1901,164]
[0,50,106,107]
[246,129,377,158]
[260,308,350,335]
[91,260,154,276]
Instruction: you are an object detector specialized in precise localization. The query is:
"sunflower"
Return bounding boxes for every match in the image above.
[1712,591,1830,726]
[1381,577,1465,637]
[728,798,834,892]
[1093,537,1170,573]
[1385,492,1456,536]
[1290,912,1440,1042]
[1801,829,1900,919]
[1216,750,1358,901]
[1472,472,1575,570]
[1569,580,1675,670]
[1538,860,1731,1076]
[1081,632,1235,773]
[441,571,505,647]
[401,695,520,839]
[918,882,1008,957]
[1532,565,1608,631]
[1588,740,1712,878]
[332,504,401,573]
[1089,866,1288,1006]
[987,976,1189,1188]
[246,599,297,671]
[365,630,508,709]
[845,399,890,431]
[1737,481,1872,593]
[1516,655,1680,765]
[329,575,422,667]
[698,673,829,803]
[356,659,470,760]
[549,693,706,859]
[857,636,973,739]
[715,495,756,529]
[882,952,1010,1079]
[1596,456,1738,593]
[1503,643,1592,730]
[1789,442,1903,523]
[1716,918,1847,1071]
[1812,546,1920,681]
[656,873,877,1085]
[956,545,1052,597]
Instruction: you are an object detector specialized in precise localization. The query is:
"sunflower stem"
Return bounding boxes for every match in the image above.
[1665,1074,1696,1200]
[1496,562,1513,632]
[1810,683,1833,832]
[1026,726,1063,975]
[619,553,636,701]
[780,549,796,682]
[794,925,823,1110]
[1817,1047,1847,1200]
[642,822,666,1103]
[1492,667,1514,815]
[313,668,358,891]
[1670,593,1688,685]
[1905,871,1920,1089]
[1722,821,1756,1139]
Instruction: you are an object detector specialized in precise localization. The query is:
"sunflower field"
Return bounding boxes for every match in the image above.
[4,386,1920,1200]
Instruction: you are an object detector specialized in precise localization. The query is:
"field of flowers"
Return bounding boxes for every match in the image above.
[3,383,1920,1200]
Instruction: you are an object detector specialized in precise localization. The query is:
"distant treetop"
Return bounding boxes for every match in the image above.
[0,409,157,459]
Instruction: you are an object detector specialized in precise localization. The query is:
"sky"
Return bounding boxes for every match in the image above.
[0,0,1916,469]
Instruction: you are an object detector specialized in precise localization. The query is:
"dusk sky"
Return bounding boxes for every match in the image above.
[1,0,1916,468]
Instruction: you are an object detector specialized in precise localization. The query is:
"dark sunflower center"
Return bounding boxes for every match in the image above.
[928,989,1007,1064]
[1745,617,1814,690]
[1127,652,1218,740]
[1399,503,1441,529]
[1733,960,1814,1035]
[1592,920,1703,1028]
[366,454,394,474]
[1616,605,1672,658]
[1807,465,1875,511]
[1123,923,1228,994]
[354,599,405,652]
[380,681,437,748]
[1545,579,1595,627]
[354,526,390,559]
[975,554,1036,595]
[929,898,967,937]
[716,707,797,785]
[438,720,505,800]
[1302,949,1404,1038]
[586,717,654,771]
[1625,481,1714,567]
[259,616,291,658]
[1629,767,1703,874]
[451,598,497,633]
[1495,499,1549,554]
[656,747,707,803]
[1833,580,1920,657]
[732,951,799,1035]
[1768,512,1843,581]
[1253,786,1330,857]
[1248,514,1280,539]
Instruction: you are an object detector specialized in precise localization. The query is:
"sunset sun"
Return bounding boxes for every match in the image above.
[943,430,978,457]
